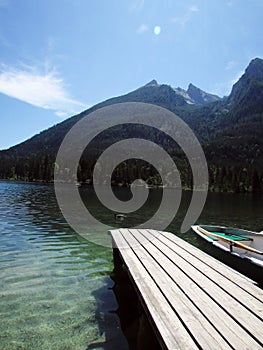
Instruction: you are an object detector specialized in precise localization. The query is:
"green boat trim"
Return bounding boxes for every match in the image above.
[207,231,252,242]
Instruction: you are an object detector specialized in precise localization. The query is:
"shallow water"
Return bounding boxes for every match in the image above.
[0,181,263,349]
[0,181,128,350]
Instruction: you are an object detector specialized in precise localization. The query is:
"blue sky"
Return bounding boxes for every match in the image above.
[0,0,262,150]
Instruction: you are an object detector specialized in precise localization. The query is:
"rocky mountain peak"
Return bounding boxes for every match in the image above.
[187,83,220,104]
[145,79,159,87]
[245,58,263,80]
[229,58,263,102]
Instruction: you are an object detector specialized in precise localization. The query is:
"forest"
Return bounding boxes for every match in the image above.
[0,153,262,194]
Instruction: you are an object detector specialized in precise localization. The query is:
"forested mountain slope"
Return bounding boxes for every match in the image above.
[0,58,262,192]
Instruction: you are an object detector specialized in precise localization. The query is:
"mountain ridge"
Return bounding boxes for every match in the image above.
[142,79,221,105]
[0,57,263,192]
[0,78,219,155]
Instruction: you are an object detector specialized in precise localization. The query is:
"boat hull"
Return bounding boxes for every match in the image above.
[191,225,263,268]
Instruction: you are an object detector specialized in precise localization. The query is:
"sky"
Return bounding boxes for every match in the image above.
[0,0,262,150]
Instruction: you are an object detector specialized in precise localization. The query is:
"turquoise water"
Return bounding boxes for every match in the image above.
[1,181,263,349]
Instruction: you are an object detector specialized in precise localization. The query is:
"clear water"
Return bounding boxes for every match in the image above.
[0,181,263,349]
[0,181,128,350]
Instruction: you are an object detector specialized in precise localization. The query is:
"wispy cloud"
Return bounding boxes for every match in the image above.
[189,4,199,12]
[130,0,144,12]
[171,4,199,29]
[0,63,85,117]
[225,60,237,70]
[137,23,149,34]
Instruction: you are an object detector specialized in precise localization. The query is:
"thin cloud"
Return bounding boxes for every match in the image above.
[0,63,85,117]
[225,60,237,70]
[137,24,149,34]
[55,111,69,118]
[130,0,144,12]
[172,13,191,29]
[171,4,199,29]
[189,4,199,12]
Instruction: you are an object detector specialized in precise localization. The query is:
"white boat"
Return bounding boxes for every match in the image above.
[191,225,263,268]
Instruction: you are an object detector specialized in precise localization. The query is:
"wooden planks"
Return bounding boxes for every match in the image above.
[109,228,263,350]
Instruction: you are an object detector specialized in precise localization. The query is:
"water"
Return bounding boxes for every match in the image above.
[0,182,128,350]
[0,181,263,349]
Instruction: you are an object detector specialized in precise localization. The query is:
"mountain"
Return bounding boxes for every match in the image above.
[0,78,219,159]
[0,58,263,192]
[173,83,220,105]
[105,78,221,108]
[203,58,263,167]
[227,58,263,120]
[230,58,263,102]
[187,83,221,104]
[138,80,221,106]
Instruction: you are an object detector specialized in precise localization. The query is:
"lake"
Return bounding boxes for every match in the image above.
[0,181,262,349]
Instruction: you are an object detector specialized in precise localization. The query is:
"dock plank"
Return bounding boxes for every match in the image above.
[133,229,263,346]
[109,228,263,350]
[111,230,198,350]
[146,229,263,315]
[121,229,233,350]
[151,229,263,300]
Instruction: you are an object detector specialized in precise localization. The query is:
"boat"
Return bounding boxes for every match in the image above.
[191,225,263,268]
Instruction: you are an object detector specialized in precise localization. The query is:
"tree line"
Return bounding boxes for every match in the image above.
[0,155,262,194]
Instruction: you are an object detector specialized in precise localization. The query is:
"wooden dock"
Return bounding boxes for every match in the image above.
[109,228,263,350]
